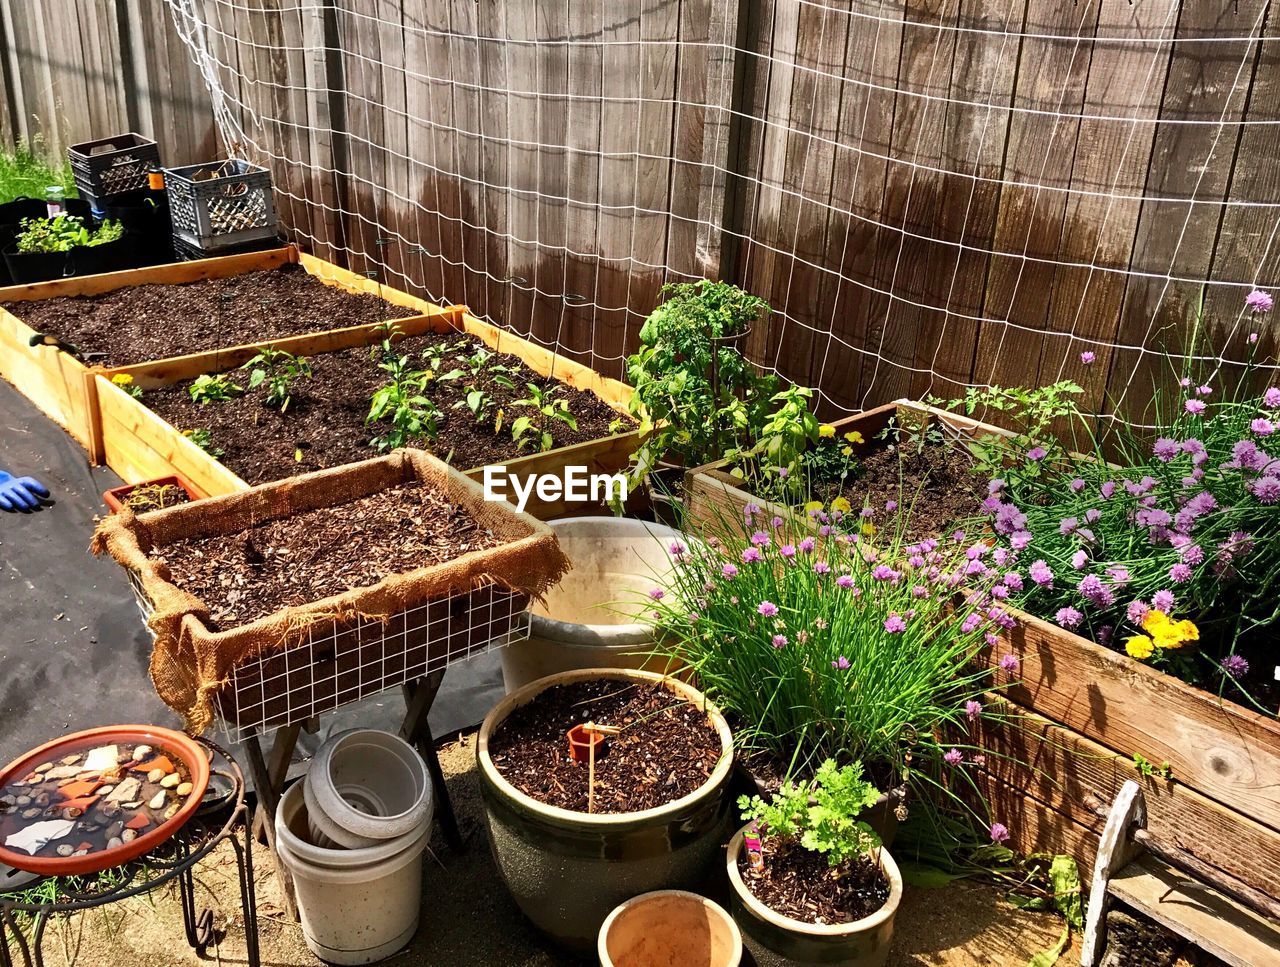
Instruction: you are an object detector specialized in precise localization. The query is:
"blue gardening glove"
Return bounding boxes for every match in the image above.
[0,471,51,512]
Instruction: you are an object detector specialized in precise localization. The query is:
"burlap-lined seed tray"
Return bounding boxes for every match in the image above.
[92,449,570,733]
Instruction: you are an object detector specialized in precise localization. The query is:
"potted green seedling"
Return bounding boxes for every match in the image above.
[726,760,902,966]
[3,214,129,283]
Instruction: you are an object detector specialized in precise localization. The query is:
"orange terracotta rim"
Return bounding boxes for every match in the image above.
[0,725,210,876]
[102,475,202,514]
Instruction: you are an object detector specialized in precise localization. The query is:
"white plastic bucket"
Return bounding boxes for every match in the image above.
[274,782,429,965]
[500,517,685,692]
[305,729,432,847]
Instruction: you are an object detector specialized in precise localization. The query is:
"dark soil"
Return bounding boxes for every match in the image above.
[488,679,724,814]
[835,439,986,542]
[1,264,414,367]
[155,480,503,628]
[142,331,630,483]
[738,836,890,925]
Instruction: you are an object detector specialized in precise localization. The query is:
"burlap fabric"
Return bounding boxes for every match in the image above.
[92,449,570,733]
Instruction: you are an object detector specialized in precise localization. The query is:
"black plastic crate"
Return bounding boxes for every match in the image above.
[165,159,279,252]
[68,133,161,210]
[172,232,284,263]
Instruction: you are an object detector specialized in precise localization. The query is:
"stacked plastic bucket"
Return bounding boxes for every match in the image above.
[273,729,433,965]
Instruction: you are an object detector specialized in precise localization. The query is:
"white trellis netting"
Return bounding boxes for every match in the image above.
[163,0,1280,426]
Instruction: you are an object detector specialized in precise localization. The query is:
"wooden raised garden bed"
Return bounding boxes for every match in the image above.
[0,245,437,459]
[94,307,642,520]
[685,400,1280,901]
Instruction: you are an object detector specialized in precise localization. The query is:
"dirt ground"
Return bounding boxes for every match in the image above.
[10,733,1072,967]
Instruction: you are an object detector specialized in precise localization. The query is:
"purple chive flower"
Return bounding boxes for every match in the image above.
[952,529,967,543]
[1106,566,1131,586]
[872,564,901,583]
[1127,599,1150,624]
[999,654,1020,673]
[722,563,739,579]
[1059,516,1079,536]
[757,601,779,617]
[1029,560,1054,587]
[1169,563,1192,583]
[1101,481,1116,500]
[1180,377,1192,388]
[1266,388,1280,409]
[944,748,964,767]
[772,634,788,649]
[1246,288,1274,314]
[1080,351,1096,365]
[884,614,907,634]
[1027,446,1048,461]
[1055,606,1083,629]
[1153,438,1179,462]
[779,544,797,560]
[1221,654,1250,678]
[990,823,1010,844]
[1252,418,1275,437]
[988,478,1006,494]
[771,515,784,529]
[1010,531,1032,551]
[798,537,816,553]
[961,612,983,634]
[1070,477,1086,493]
[1185,399,1206,415]
[812,561,830,575]
[1071,550,1088,569]
[1250,332,1260,344]
[751,530,771,547]
[1003,572,1024,592]
[1197,385,1213,397]
[743,503,760,519]
[669,540,687,556]
[1180,544,1205,565]
[965,700,983,722]
[885,500,898,513]
[836,574,855,589]
[831,656,851,670]
[1250,476,1280,504]
[742,547,762,564]
[1152,589,1175,612]
[649,588,665,601]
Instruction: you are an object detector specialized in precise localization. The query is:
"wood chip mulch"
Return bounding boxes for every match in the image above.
[488,679,724,814]
[155,481,503,628]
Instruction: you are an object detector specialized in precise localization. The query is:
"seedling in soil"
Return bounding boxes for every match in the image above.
[511,383,577,453]
[240,346,312,413]
[122,483,189,511]
[421,342,464,384]
[367,350,443,451]
[454,386,497,425]
[182,428,223,459]
[188,373,242,405]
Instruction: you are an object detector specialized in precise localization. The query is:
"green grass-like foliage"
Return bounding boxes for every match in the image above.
[15,214,121,253]
[647,503,1006,786]
[739,759,883,867]
[0,143,75,205]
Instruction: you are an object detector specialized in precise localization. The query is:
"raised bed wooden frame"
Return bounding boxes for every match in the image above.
[0,245,438,460]
[685,399,1280,901]
[95,307,642,520]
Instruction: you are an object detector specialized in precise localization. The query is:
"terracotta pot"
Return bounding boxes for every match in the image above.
[599,890,742,967]
[0,725,210,876]
[725,826,902,967]
[476,668,734,951]
[103,474,201,513]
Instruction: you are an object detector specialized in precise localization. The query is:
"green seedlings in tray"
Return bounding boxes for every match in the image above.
[15,214,122,253]
[182,428,223,459]
[188,373,242,405]
[241,346,312,413]
[511,383,577,453]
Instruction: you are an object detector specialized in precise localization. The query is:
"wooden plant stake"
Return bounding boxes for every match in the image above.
[582,722,620,814]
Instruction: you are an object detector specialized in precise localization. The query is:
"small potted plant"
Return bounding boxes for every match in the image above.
[726,759,902,966]
[2,214,129,283]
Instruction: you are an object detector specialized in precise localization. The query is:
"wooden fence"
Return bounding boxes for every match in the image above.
[5,1,1280,422]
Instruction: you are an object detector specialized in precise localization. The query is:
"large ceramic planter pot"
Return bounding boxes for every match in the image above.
[500,516,684,692]
[725,826,902,967]
[477,668,735,951]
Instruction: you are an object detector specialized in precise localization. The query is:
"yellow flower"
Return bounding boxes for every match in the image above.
[1141,610,1199,650]
[111,374,134,387]
[1125,635,1154,660]
[804,500,824,513]
[840,446,853,457]
[819,424,836,438]
[1141,610,1171,636]
[831,496,852,514]
[861,520,876,537]
[844,431,865,445]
